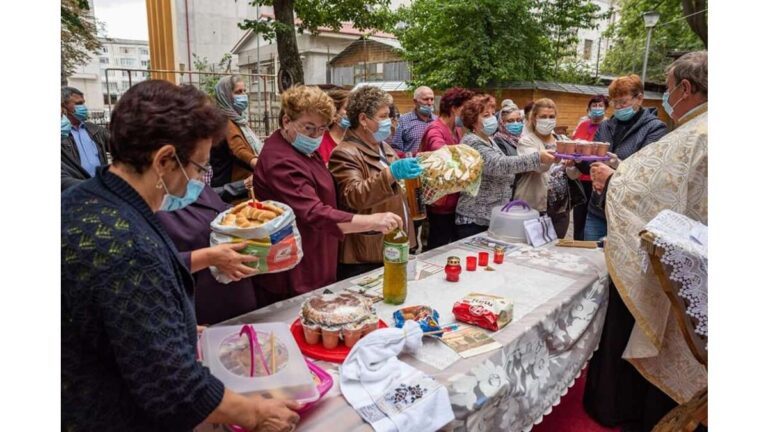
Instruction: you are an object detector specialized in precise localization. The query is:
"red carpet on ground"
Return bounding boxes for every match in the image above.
[531,368,619,432]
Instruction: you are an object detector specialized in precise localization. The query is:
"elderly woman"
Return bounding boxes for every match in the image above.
[455,94,554,239]
[329,85,422,279]
[62,80,299,431]
[570,95,610,240]
[209,75,263,188]
[420,86,474,249]
[253,85,402,302]
[493,102,525,156]
[581,74,667,240]
[318,88,350,164]
[515,98,577,238]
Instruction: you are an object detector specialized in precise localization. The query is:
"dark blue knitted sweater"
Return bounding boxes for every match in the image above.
[61,167,224,431]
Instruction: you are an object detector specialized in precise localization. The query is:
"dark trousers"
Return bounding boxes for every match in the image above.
[572,180,593,240]
[583,281,678,431]
[547,210,570,239]
[426,210,458,251]
[455,223,487,240]
[337,263,382,281]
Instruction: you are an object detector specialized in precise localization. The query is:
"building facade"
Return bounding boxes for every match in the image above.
[97,38,151,105]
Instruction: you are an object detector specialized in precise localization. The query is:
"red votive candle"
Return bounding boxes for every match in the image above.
[478,251,489,266]
[466,256,477,271]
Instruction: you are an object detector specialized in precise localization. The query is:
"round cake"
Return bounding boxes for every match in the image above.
[299,293,378,349]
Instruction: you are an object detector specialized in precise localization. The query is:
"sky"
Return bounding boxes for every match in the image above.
[93,0,149,41]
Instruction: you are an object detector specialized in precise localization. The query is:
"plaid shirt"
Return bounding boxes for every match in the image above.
[391,110,436,155]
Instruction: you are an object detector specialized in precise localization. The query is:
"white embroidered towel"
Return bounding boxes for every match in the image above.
[340,321,455,432]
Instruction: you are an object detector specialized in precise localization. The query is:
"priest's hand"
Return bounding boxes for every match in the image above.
[590,162,615,194]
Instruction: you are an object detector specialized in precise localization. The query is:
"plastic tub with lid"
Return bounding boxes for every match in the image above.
[200,322,320,404]
[488,200,540,243]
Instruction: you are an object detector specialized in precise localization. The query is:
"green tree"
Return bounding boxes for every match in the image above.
[193,53,233,98]
[601,0,705,83]
[536,0,606,79]
[393,0,550,89]
[240,0,395,87]
[61,0,103,85]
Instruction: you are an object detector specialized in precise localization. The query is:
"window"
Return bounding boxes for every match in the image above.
[101,46,108,54]
[141,60,149,67]
[583,39,593,60]
[122,71,129,77]
[139,48,149,55]
[120,58,136,67]
[100,57,109,65]
[120,47,134,55]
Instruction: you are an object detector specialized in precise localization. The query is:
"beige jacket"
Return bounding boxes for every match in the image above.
[514,131,554,212]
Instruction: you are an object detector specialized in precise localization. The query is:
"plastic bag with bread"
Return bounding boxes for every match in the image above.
[209,199,303,283]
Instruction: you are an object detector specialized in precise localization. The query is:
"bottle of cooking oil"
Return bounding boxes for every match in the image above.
[382,228,408,304]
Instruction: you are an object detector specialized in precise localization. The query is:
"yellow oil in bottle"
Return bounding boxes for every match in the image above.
[382,228,408,305]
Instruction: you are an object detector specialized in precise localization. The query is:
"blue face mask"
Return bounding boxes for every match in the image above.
[73,104,89,122]
[233,94,248,113]
[482,115,498,136]
[455,116,463,128]
[372,118,392,142]
[662,84,682,117]
[505,122,523,135]
[61,114,72,137]
[339,116,351,129]
[417,105,433,116]
[614,106,636,121]
[291,130,323,155]
[159,154,205,212]
[589,108,605,119]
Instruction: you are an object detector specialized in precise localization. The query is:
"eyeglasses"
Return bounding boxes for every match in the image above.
[611,95,638,109]
[188,159,212,177]
[294,121,329,137]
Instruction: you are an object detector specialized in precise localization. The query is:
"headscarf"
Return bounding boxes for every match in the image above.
[214,76,263,155]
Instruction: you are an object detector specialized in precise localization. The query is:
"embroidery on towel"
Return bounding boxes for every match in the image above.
[375,375,442,418]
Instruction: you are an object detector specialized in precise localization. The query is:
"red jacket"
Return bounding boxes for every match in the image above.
[572,119,602,181]
[419,119,463,214]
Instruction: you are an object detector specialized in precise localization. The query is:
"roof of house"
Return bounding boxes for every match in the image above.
[328,36,403,65]
[352,81,410,92]
[231,13,396,54]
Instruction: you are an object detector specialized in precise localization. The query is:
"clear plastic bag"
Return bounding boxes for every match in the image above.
[417,144,483,204]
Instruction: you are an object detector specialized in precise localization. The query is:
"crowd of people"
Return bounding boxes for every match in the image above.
[61,51,708,432]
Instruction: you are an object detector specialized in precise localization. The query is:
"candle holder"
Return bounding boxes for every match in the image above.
[445,256,462,282]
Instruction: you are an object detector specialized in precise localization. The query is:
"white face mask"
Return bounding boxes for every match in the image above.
[535,118,556,135]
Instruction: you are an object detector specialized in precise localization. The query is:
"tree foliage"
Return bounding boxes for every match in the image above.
[393,0,606,89]
[601,0,705,83]
[61,0,103,85]
[193,53,233,98]
[240,0,395,86]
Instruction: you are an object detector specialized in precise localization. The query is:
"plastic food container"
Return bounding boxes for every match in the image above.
[200,323,320,404]
[556,140,577,154]
[576,142,596,156]
[594,142,610,156]
[488,200,540,243]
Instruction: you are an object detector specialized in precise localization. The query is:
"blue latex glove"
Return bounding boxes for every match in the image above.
[389,158,423,180]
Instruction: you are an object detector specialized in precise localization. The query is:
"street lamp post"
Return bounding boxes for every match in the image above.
[641,11,661,85]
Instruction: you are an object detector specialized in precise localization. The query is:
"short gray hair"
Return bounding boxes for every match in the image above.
[61,86,84,105]
[413,86,433,99]
[347,85,394,129]
[666,51,707,97]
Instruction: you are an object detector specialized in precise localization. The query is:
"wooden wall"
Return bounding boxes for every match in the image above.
[331,42,402,67]
[390,88,671,136]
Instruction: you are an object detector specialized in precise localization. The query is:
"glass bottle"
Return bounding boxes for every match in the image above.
[382,228,408,304]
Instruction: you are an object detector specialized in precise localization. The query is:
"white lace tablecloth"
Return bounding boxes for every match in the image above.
[197,236,610,432]
[643,209,708,342]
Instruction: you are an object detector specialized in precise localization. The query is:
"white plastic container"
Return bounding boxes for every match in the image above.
[488,200,540,243]
[200,322,320,404]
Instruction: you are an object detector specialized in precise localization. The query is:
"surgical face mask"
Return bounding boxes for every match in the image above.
[589,108,605,119]
[233,94,248,113]
[455,115,463,128]
[339,116,351,129]
[73,104,89,122]
[505,121,523,135]
[662,83,682,117]
[159,153,205,212]
[291,130,323,155]
[535,118,556,135]
[417,105,433,116]
[372,117,392,142]
[614,106,636,121]
[61,114,72,137]
[481,115,498,136]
